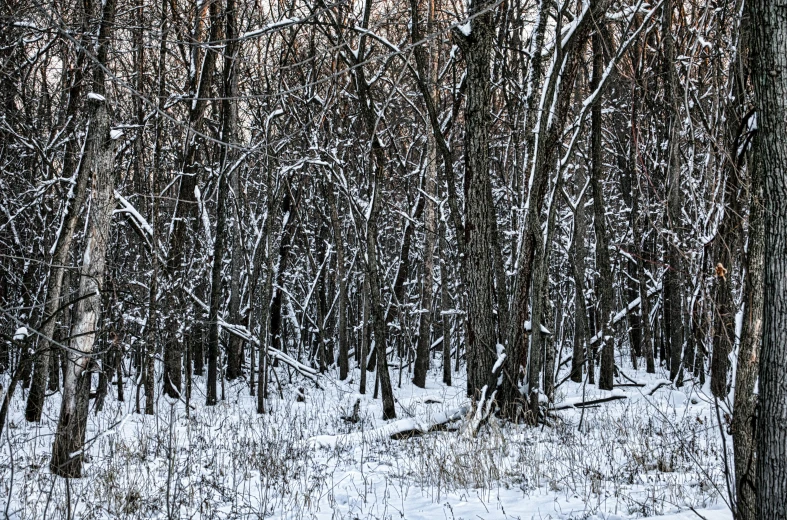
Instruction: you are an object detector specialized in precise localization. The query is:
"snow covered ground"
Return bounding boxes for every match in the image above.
[0,361,733,519]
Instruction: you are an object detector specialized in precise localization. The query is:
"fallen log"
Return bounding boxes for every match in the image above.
[310,404,471,447]
[551,379,672,410]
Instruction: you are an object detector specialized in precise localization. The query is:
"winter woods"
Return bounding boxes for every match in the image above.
[1,0,785,517]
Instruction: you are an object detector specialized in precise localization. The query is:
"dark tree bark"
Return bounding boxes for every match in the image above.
[163,0,222,398]
[590,32,616,391]
[732,134,763,520]
[751,0,787,515]
[222,0,242,381]
[502,0,611,416]
[413,145,437,388]
[360,276,370,394]
[570,175,588,383]
[413,0,439,387]
[206,172,229,405]
[325,181,349,380]
[662,0,684,386]
[439,215,452,387]
[353,0,396,420]
[454,0,500,401]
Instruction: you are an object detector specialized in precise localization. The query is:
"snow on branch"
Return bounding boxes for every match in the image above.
[588,283,662,346]
[309,404,470,448]
[185,289,319,381]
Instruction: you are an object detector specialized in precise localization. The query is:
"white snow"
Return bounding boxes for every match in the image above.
[114,190,153,236]
[0,327,733,520]
[87,92,106,101]
[241,17,298,40]
[493,343,507,373]
[13,326,29,341]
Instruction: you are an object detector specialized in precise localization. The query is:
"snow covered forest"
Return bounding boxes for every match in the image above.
[1,0,786,517]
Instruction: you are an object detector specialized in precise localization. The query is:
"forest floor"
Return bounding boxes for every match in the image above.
[1,354,735,520]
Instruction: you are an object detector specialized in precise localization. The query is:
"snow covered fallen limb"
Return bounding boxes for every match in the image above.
[552,390,628,410]
[644,379,673,395]
[552,379,672,410]
[186,290,319,381]
[220,321,319,381]
[309,404,471,448]
[588,283,662,345]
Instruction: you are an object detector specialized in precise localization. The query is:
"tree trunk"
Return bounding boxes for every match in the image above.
[751,0,787,514]
[206,168,229,406]
[224,0,243,379]
[732,135,763,520]
[163,0,221,397]
[414,77,438,388]
[570,174,588,383]
[502,0,611,414]
[454,0,500,400]
[25,10,91,422]
[591,32,616,391]
[325,181,349,380]
[50,0,117,477]
[360,276,370,394]
[352,0,396,420]
[662,0,684,386]
[439,214,453,387]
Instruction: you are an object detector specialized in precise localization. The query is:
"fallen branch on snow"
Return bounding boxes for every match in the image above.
[309,404,471,447]
[186,289,319,382]
[551,379,672,410]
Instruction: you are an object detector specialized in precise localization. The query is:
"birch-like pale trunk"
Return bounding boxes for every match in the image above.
[50,0,117,478]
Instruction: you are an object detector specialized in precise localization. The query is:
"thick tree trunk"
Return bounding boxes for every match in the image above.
[541,203,557,403]
[224,0,243,379]
[528,231,547,420]
[366,192,396,419]
[223,0,242,380]
[455,0,500,400]
[751,0,787,515]
[50,0,117,478]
